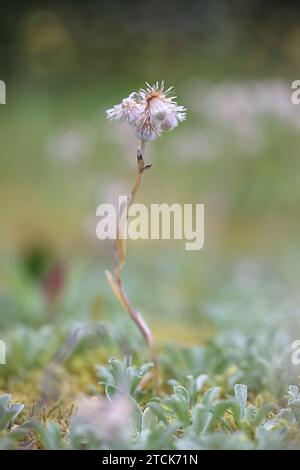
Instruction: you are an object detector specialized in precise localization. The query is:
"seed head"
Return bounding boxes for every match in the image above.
[106,81,186,141]
[106,93,143,125]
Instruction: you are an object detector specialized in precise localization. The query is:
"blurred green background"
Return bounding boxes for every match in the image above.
[1,0,300,386]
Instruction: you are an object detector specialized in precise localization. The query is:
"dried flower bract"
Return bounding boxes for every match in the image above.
[106,81,186,141]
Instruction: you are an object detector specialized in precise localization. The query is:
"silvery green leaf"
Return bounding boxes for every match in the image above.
[96,365,114,385]
[202,387,221,407]
[130,398,143,436]
[0,394,24,431]
[139,362,154,376]
[174,385,190,404]
[0,394,12,410]
[137,422,178,450]
[195,374,208,392]
[148,402,166,422]
[234,384,247,419]
[142,407,158,432]
[252,404,274,426]
[278,408,295,424]
[289,399,300,423]
[105,384,142,435]
[165,396,190,427]
[108,357,124,382]
[9,403,24,423]
[38,421,64,450]
[208,401,240,431]
[192,404,211,436]
[288,385,300,404]
[105,383,117,401]
[168,379,181,388]
[0,409,18,431]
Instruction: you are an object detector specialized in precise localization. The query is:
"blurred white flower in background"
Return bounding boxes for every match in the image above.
[71,394,132,443]
[46,127,93,163]
[170,130,222,162]
[182,78,300,158]
[106,81,186,141]
[184,79,296,123]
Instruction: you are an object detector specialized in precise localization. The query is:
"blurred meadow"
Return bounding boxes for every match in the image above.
[1,1,300,449]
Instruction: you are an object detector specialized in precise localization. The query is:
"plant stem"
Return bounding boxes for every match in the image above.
[105,141,159,392]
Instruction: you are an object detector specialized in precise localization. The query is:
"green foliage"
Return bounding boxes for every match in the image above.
[6,356,298,450]
[0,394,24,431]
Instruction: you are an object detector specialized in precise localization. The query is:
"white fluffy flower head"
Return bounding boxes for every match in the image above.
[106,92,143,125]
[106,81,186,141]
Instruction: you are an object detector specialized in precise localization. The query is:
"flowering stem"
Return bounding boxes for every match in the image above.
[105,141,159,392]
